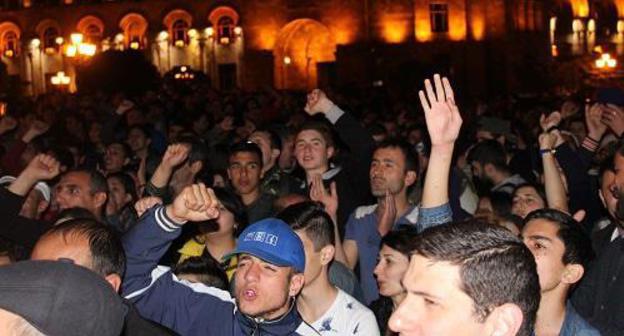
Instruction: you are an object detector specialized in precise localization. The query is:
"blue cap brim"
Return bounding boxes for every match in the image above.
[223,246,304,273]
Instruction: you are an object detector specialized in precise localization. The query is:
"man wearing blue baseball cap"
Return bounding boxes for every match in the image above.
[122,183,314,335]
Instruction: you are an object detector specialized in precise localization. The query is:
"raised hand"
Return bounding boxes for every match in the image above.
[166,183,220,223]
[419,74,462,147]
[0,116,17,135]
[161,143,190,170]
[23,120,50,143]
[539,111,562,132]
[134,196,163,217]
[309,174,338,217]
[304,89,334,116]
[376,190,397,236]
[583,103,607,141]
[538,132,558,150]
[23,153,60,181]
[601,104,624,137]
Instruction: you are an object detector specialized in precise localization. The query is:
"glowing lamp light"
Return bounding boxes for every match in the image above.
[596,53,617,69]
[158,31,169,41]
[78,43,96,56]
[551,45,558,57]
[114,33,124,43]
[45,47,56,55]
[51,71,70,86]
[619,20,624,34]
[219,37,230,44]
[205,27,214,38]
[587,19,596,33]
[55,36,64,45]
[65,45,77,57]
[234,26,242,36]
[30,38,41,48]
[180,66,188,72]
[283,56,291,65]
[70,33,83,45]
[174,39,185,47]
[174,73,181,79]
[572,19,584,33]
[4,49,14,58]
[129,41,140,50]
[550,17,557,32]
[188,29,198,38]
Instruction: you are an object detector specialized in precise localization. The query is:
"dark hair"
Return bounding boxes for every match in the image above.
[512,183,546,204]
[107,172,137,202]
[598,153,615,187]
[66,169,108,195]
[47,146,75,170]
[173,255,229,290]
[252,127,282,150]
[467,140,509,172]
[296,119,335,148]
[412,220,540,336]
[43,218,126,278]
[277,201,335,251]
[55,207,97,224]
[210,187,248,236]
[380,227,419,256]
[375,138,420,176]
[523,208,595,269]
[176,136,209,167]
[228,141,263,167]
[489,191,512,217]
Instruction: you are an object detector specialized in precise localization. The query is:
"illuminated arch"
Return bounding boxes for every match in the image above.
[0,21,21,57]
[208,6,240,43]
[119,13,148,49]
[273,19,336,90]
[77,15,104,42]
[163,9,193,45]
[208,6,240,26]
[35,19,62,50]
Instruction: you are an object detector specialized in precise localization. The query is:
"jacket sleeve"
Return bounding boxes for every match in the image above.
[0,187,50,249]
[121,205,236,336]
[417,203,453,232]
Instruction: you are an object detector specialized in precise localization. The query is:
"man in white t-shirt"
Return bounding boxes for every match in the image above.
[278,202,380,335]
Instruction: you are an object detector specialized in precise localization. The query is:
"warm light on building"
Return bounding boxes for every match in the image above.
[55,36,64,45]
[587,19,595,33]
[188,29,198,38]
[572,19,584,33]
[283,56,291,65]
[129,41,140,50]
[51,71,71,86]
[70,33,83,45]
[551,44,558,57]
[65,45,77,57]
[570,0,589,17]
[158,31,169,41]
[78,43,96,56]
[234,26,242,36]
[174,39,185,47]
[204,27,214,38]
[3,49,14,58]
[380,16,410,44]
[596,53,617,69]
[30,38,40,48]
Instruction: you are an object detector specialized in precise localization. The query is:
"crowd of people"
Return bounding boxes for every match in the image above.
[0,71,622,336]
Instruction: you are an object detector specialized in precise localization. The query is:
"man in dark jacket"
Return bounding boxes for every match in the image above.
[122,184,315,335]
[294,89,375,238]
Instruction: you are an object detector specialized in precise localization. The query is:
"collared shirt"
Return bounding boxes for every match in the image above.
[344,203,452,304]
[531,303,601,336]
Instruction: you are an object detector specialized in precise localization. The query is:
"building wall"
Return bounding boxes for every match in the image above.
[0,0,554,96]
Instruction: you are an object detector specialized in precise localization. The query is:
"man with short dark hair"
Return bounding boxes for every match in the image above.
[341,74,458,304]
[248,128,301,196]
[122,183,315,335]
[522,209,599,336]
[468,139,525,195]
[278,202,379,335]
[389,220,541,336]
[228,141,275,223]
[103,142,132,175]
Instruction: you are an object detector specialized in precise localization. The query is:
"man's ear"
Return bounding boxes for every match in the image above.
[271,148,281,162]
[484,303,523,336]
[320,245,335,266]
[288,273,305,297]
[404,170,417,187]
[562,263,584,285]
[104,273,122,293]
[190,160,203,175]
[94,192,107,209]
[326,146,334,160]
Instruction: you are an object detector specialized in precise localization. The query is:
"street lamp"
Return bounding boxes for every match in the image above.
[596,53,617,69]
[50,71,71,88]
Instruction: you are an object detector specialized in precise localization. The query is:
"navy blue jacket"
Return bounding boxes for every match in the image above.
[121,206,315,336]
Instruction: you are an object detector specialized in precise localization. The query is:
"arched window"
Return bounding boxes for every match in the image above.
[85,24,102,42]
[2,31,18,57]
[217,16,235,43]
[43,27,59,51]
[172,19,189,46]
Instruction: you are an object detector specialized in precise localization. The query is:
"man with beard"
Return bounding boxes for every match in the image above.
[341,74,459,304]
[122,183,314,335]
[468,139,525,195]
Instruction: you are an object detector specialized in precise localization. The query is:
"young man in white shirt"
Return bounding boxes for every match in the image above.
[278,202,380,335]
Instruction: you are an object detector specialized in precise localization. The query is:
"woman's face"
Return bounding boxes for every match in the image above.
[511,186,545,218]
[374,244,410,298]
